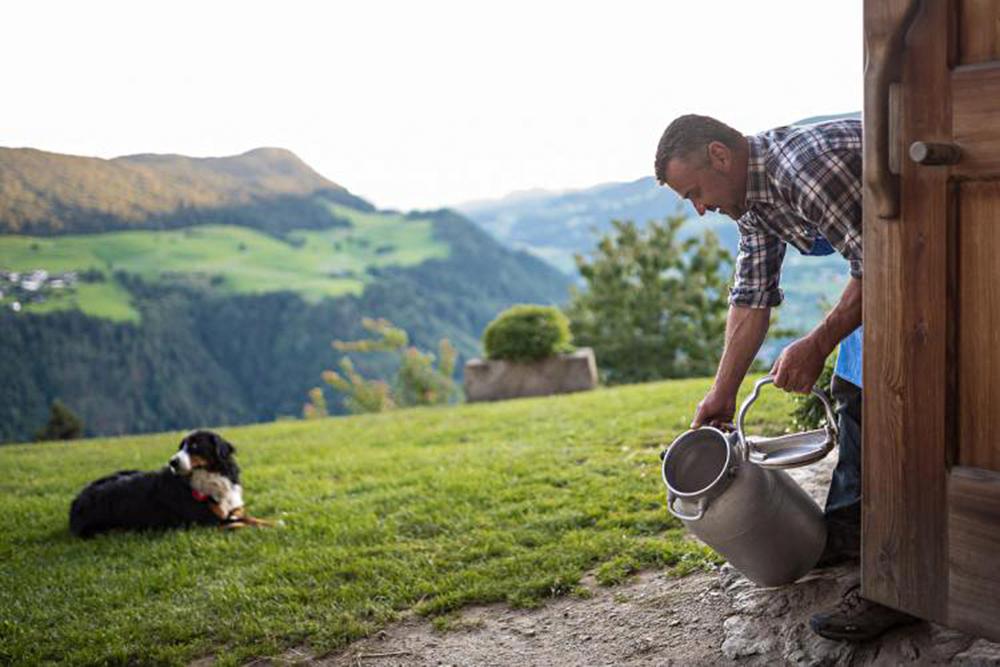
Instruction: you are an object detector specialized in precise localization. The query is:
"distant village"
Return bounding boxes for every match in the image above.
[0,269,78,312]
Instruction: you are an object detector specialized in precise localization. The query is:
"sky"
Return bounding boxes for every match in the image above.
[2,1,862,211]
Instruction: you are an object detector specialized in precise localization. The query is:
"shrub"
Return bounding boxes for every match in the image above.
[79,268,106,283]
[306,318,458,416]
[482,304,574,362]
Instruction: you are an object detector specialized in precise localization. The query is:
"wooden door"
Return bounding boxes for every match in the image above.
[864,0,1000,641]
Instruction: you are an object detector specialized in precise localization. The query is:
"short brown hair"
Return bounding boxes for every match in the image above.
[654,115,743,184]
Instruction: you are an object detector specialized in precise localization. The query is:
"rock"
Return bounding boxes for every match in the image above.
[721,614,777,659]
[953,638,1000,665]
[731,589,790,617]
[898,636,920,661]
[928,624,975,657]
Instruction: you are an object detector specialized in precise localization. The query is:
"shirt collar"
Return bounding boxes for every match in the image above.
[744,134,774,206]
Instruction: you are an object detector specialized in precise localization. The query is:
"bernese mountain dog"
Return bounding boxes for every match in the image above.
[69,429,271,538]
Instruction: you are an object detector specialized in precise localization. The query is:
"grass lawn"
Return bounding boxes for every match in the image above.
[0,376,794,665]
[0,202,449,322]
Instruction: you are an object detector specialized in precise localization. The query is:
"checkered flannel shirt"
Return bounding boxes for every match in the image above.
[730,119,863,308]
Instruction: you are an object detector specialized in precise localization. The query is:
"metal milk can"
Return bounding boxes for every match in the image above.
[661,375,838,587]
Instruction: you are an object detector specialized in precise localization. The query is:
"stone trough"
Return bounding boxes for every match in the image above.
[463,347,598,402]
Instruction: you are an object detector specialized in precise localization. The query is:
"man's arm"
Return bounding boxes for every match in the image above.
[691,304,771,428]
[771,276,862,393]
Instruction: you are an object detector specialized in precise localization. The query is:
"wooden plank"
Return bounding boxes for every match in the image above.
[957,182,1000,472]
[863,0,909,607]
[863,0,951,622]
[953,65,1000,177]
[947,466,1000,641]
[957,0,1000,65]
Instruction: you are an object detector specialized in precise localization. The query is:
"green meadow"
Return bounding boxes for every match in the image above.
[0,203,450,322]
[0,377,793,666]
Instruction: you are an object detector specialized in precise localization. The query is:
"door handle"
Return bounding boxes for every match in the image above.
[864,0,922,219]
[909,141,962,165]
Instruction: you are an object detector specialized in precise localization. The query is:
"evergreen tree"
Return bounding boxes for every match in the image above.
[565,215,733,384]
[35,399,84,441]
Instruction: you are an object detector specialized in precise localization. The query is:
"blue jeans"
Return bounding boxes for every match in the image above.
[823,375,862,551]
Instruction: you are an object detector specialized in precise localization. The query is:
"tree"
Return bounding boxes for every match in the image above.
[314,357,396,415]
[34,399,84,441]
[305,318,458,416]
[564,215,733,384]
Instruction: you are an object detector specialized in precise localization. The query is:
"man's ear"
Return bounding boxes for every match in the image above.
[707,141,732,171]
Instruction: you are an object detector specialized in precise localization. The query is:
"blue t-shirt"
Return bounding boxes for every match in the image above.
[801,236,862,387]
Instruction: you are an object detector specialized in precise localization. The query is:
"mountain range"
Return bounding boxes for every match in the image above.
[0,146,372,236]
[0,147,570,442]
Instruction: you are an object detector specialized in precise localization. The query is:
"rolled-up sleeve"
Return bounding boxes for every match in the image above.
[729,214,786,308]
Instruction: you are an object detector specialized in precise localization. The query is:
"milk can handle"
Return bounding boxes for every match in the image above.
[736,375,838,462]
[667,491,706,521]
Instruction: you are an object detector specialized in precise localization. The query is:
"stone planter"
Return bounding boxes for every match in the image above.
[463,347,598,402]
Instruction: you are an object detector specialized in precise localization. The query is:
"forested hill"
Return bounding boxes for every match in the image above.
[0,209,570,442]
[0,148,571,442]
[0,146,372,235]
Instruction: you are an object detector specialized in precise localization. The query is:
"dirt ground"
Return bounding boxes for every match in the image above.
[244,451,1000,667]
[319,568,734,667]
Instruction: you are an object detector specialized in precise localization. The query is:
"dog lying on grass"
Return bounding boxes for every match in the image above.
[69,430,271,537]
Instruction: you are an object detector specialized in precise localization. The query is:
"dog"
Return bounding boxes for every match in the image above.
[69,430,271,537]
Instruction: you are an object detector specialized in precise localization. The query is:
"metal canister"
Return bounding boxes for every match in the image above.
[661,376,838,587]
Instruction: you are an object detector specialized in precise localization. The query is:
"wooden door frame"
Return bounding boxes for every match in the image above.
[863,0,1000,640]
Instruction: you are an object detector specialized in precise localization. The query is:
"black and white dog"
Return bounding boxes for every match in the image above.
[69,430,269,538]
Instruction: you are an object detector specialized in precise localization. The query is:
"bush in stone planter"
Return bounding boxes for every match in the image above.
[483,304,575,362]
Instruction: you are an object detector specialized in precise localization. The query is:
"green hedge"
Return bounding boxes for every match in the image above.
[482,304,574,362]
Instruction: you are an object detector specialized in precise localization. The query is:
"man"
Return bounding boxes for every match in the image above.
[654,114,918,642]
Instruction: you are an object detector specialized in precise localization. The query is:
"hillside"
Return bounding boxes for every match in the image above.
[0,377,796,665]
[457,176,716,275]
[0,148,571,442]
[0,210,570,442]
[0,146,372,235]
[0,204,452,321]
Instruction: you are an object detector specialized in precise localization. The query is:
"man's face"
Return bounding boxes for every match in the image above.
[663,141,746,220]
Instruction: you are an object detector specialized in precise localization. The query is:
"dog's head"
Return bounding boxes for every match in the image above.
[169,430,237,478]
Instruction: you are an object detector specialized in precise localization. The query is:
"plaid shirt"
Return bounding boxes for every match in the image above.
[730,119,863,308]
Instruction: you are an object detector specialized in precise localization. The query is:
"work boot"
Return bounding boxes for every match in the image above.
[809,583,921,642]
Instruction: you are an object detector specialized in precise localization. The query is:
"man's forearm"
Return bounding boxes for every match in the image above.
[807,276,862,357]
[713,305,771,396]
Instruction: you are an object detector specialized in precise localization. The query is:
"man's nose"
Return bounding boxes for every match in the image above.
[694,202,707,216]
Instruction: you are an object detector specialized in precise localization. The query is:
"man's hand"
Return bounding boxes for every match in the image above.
[691,386,737,429]
[771,335,827,394]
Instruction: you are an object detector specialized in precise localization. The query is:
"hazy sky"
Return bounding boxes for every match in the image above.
[3,1,862,211]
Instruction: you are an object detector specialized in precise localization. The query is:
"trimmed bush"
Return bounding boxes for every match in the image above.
[482,304,574,362]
